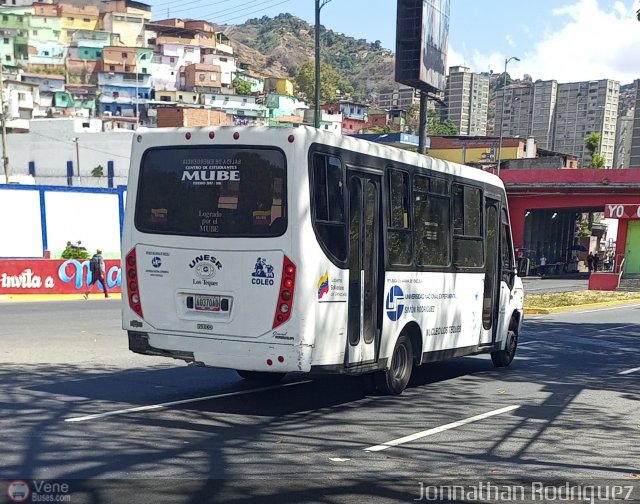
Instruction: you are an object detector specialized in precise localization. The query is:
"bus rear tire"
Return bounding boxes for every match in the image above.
[491,330,518,367]
[375,335,413,395]
[236,370,286,383]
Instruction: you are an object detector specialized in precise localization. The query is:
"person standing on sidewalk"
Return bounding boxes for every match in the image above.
[593,252,600,273]
[84,248,110,299]
[539,255,547,276]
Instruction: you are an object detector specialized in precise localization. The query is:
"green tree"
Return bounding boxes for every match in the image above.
[590,153,605,168]
[233,77,252,96]
[294,60,343,104]
[403,106,458,136]
[363,125,396,134]
[91,165,104,177]
[584,132,604,168]
[428,110,458,136]
[405,103,419,133]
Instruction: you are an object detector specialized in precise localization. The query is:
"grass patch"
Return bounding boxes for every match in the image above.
[525,290,640,309]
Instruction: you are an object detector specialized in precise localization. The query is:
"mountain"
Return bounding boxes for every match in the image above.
[218,14,398,102]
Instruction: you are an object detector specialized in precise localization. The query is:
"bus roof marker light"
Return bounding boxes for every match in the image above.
[278,356,284,363]
[185,132,192,140]
[233,132,240,140]
[288,135,295,143]
[136,135,142,143]
[209,131,215,140]
[266,359,273,366]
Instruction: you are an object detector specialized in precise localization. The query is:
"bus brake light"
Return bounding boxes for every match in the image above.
[125,248,144,319]
[273,255,296,329]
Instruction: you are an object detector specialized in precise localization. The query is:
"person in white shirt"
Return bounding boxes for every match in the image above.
[539,255,547,276]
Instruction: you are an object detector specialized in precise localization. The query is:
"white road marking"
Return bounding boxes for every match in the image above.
[65,380,313,423]
[618,366,640,375]
[364,405,520,452]
[518,340,542,346]
[597,325,632,332]
[578,304,640,314]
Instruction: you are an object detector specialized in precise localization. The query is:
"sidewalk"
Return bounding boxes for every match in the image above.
[523,277,640,314]
[0,293,122,302]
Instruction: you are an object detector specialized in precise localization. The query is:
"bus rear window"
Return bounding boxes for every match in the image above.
[135,146,286,237]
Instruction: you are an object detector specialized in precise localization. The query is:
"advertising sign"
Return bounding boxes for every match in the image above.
[0,259,122,295]
[604,204,640,219]
[396,0,450,93]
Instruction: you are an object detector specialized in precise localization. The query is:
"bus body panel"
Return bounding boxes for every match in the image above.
[122,126,524,382]
[134,244,284,338]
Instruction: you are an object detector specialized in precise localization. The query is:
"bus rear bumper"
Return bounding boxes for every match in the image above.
[128,331,312,373]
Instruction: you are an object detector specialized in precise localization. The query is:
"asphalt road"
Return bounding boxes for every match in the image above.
[0,299,639,503]
[522,276,589,293]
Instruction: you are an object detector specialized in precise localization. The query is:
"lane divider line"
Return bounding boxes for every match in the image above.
[618,366,640,375]
[65,380,313,423]
[364,405,521,452]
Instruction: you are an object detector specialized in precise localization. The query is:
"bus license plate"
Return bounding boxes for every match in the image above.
[194,295,220,312]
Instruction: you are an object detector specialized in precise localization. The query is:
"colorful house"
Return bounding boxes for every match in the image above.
[182,63,221,93]
[57,3,99,43]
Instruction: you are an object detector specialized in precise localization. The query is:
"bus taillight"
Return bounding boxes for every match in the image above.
[125,248,144,318]
[273,255,296,329]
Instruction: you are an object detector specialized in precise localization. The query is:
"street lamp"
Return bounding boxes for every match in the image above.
[496,56,520,176]
[314,0,333,128]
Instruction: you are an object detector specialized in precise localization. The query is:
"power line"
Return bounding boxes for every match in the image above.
[150,0,238,18]
[211,0,291,24]
[168,0,268,20]
[147,0,291,39]
[148,0,234,10]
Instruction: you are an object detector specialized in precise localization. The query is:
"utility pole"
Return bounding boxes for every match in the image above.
[314,0,333,128]
[418,91,428,154]
[0,62,10,184]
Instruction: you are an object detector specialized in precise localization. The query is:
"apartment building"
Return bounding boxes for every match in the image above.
[629,80,640,168]
[494,82,533,140]
[553,79,619,168]
[494,78,620,166]
[376,87,418,110]
[445,66,489,135]
[613,109,634,168]
[530,80,557,149]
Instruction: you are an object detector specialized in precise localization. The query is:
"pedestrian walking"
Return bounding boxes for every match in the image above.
[593,253,600,272]
[85,248,110,299]
[587,252,594,273]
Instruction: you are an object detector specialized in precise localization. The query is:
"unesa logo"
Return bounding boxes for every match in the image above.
[385,286,405,321]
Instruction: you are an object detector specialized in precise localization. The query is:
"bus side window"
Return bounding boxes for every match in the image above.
[312,154,347,263]
[452,184,484,268]
[387,168,412,265]
[413,175,450,267]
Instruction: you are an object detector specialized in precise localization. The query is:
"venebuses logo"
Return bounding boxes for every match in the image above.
[6,480,30,502]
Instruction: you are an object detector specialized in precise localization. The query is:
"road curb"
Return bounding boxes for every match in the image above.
[0,293,122,302]
[525,298,640,314]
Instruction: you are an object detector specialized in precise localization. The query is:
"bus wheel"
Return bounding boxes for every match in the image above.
[375,335,413,395]
[491,330,518,367]
[236,370,286,383]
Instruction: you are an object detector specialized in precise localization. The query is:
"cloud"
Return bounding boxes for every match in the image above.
[453,0,640,84]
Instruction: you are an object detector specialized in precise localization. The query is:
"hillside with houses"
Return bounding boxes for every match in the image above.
[0,0,399,134]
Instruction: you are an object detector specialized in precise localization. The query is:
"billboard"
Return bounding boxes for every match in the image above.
[395,0,450,93]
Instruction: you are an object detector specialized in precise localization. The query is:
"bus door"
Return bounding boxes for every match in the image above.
[346,171,381,366]
[480,197,501,345]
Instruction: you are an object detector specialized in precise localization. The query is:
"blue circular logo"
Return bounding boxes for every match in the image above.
[385,286,405,321]
[151,256,162,268]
